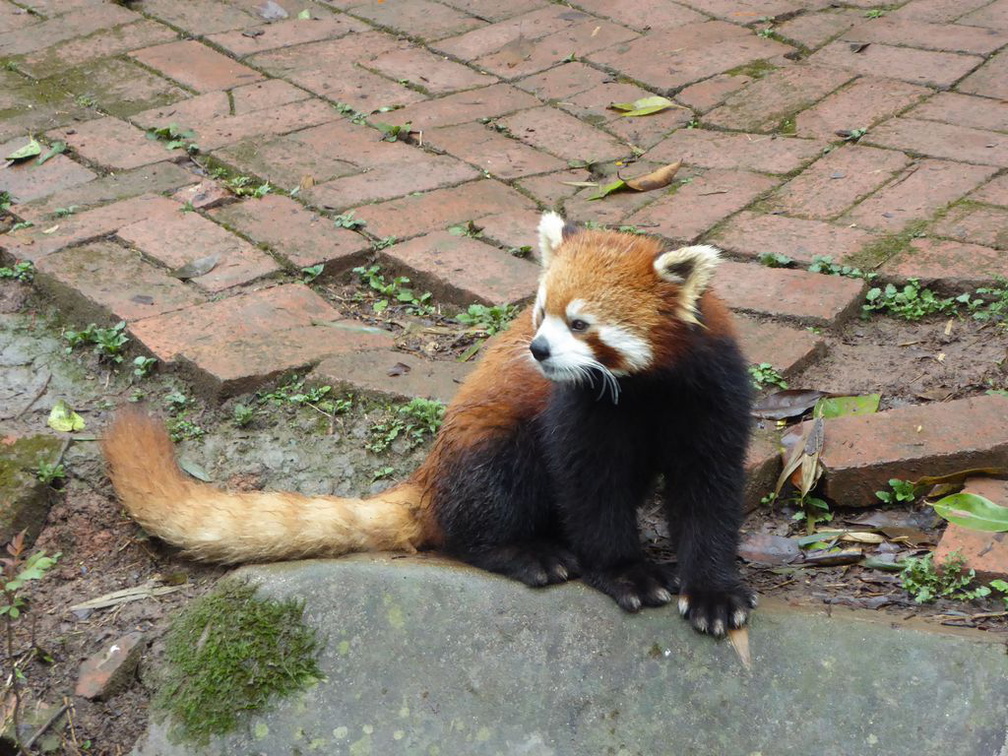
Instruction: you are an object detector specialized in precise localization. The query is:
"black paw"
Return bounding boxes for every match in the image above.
[677,585,757,637]
[468,542,581,587]
[583,561,677,612]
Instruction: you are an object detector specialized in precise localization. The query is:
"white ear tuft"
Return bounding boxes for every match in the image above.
[654,244,721,324]
[537,211,566,268]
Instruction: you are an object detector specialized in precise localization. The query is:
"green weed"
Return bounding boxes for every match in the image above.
[367,398,445,454]
[35,459,66,485]
[900,552,989,604]
[333,211,366,230]
[807,255,875,281]
[64,321,129,363]
[863,279,956,320]
[758,252,794,268]
[146,123,199,154]
[353,263,432,315]
[748,363,788,390]
[875,478,917,505]
[455,303,518,335]
[0,261,35,283]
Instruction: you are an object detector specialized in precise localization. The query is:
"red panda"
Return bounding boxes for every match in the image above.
[102,212,755,637]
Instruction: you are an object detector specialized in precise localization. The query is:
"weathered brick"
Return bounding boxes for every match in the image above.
[0,195,179,262]
[889,0,993,23]
[744,428,784,513]
[210,194,371,273]
[436,0,543,22]
[566,0,706,30]
[129,284,392,397]
[208,15,367,58]
[844,17,1008,54]
[432,6,587,60]
[51,116,180,171]
[714,260,865,326]
[680,0,816,22]
[767,145,911,220]
[354,180,536,240]
[382,232,540,305]
[497,107,630,162]
[349,0,484,42]
[675,74,753,114]
[476,209,547,254]
[0,3,38,34]
[960,0,1008,29]
[134,0,258,34]
[425,122,568,179]
[775,8,861,49]
[799,394,1008,506]
[867,118,1008,168]
[38,58,189,119]
[933,478,1008,581]
[710,211,877,265]
[131,80,310,130]
[516,169,590,209]
[933,204,1008,250]
[704,66,854,133]
[734,315,825,376]
[366,45,495,96]
[909,92,1008,133]
[391,83,540,129]
[846,160,998,232]
[588,21,791,92]
[0,145,96,204]
[0,70,94,144]
[13,162,197,224]
[171,180,231,211]
[625,169,779,243]
[35,240,207,324]
[795,77,931,140]
[312,350,474,403]
[971,174,1008,206]
[955,53,1008,101]
[883,238,1008,290]
[513,61,609,101]
[806,41,983,89]
[645,129,824,175]
[185,98,342,152]
[117,210,280,292]
[75,632,145,701]
[0,3,136,56]
[131,40,264,92]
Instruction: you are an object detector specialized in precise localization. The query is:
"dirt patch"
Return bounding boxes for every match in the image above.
[0,279,1005,754]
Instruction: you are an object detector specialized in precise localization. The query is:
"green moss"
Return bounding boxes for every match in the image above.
[154,580,323,745]
[849,219,929,270]
[725,59,777,79]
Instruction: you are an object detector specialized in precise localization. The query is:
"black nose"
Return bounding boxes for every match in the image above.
[529,337,550,362]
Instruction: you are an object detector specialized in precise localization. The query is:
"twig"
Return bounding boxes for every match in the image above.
[23,701,69,750]
[13,372,51,419]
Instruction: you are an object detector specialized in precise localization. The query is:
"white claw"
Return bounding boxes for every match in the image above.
[732,608,749,628]
[678,596,690,617]
[694,616,708,634]
[712,619,725,637]
[655,588,672,604]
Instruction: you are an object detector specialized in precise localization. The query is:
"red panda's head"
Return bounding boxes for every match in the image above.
[529,211,721,393]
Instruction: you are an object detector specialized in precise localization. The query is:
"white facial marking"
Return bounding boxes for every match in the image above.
[565,298,589,322]
[532,282,547,326]
[532,315,595,380]
[596,324,653,373]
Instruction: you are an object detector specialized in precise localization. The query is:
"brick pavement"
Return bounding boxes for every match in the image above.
[1,0,1006,571]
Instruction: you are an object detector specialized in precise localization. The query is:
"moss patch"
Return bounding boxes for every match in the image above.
[849,219,929,270]
[725,59,777,79]
[154,580,323,745]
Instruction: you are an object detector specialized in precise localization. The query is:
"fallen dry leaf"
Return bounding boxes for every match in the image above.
[624,160,682,192]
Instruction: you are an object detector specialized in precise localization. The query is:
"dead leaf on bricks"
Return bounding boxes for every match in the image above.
[588,161,681,200]
[776,417,824,499]
[608,96,681,118]
[497,34,535,67]
[752,389,830,420]
[170,254,218,280]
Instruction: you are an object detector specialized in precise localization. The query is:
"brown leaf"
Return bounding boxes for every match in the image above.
[497,34,534,67]
[387,362,411,377]
[624,161,681,192]
[752,389,830,420]
[299,174,315,192]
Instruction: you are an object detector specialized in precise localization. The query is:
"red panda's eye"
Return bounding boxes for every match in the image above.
[570,319,589,333]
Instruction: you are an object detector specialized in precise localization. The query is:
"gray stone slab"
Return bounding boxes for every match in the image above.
[135,555,1008,756]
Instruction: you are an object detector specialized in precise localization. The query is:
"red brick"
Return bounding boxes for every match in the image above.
[0,147,96,204]
[933,478,1008,581]
[473,18,638,78]
[75,632,145,701]
[709,211,877,265]
[890,0,993,23]
[933,204,1008,251]
[798,394,1008,506]
[117,210,280,292]
[909,92,1008,133]
[679,0,819,22]
[705,66,854,133]
[0,194,179,262]
[133,0,258,34]
[35,240,207,323]
[957,53,1008,100]
[306,153,479,212]
[497,106,629,162]
[564,0,706,30]
[0,70,94,144]
[40,58,189,119]
[391,83,540,130]
[807,41,983,89]
[958,0,1008,29]
[0,3,136,56]
[48,117,174,171]
[768,145,911,220]
[10,0,102,13]
[368,45,494,96]
[129,284,393,397]
[775,8,861,49]
[432,6,587,60]
[734,315,825,376]
[312,349,474,403]
[171,180,231,211]
[883,238,1008,290]
[846,160,998,232]
[0,3,38,34]
[514,62,614,103]
[744,429,784,512]
[564,175,669,229]
[588,21,791,92]
[18,19,179,79]
[971,174,1008,206]
[795,77,931,140]
[436,0,542,21]
[131,40,264,92]
[207,16,368,58]
[844,17,1008,54]
[355,180,536,240]
[349,0,484,42]
[645,129,824,175]
[675,74,753,114]
[867,118,1008,168]
[516,169,590,209]
[425,122,567,179]
[382,232,539,306]
[210,194,371,273]
[13,162,196,224]
[625,169,779,243]
[182,98,341,152]
[713,260,865,326]
[476,209,545,253]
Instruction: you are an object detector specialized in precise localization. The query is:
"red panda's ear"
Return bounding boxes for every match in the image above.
[537,211,568,268]
[654,244,721,324]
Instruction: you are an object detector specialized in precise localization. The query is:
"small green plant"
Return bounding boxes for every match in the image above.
[153,581,321,745]
[756,25,774,38]
[791,495,833,531]
[991,579,1008,609]
[807,255,875,281]
[455,303,518,335]
[232,403,255,427]
[863,279,955,320]
[164,390,189,413]
[0,260,35,283]
[371,466,396,482]
[333,211,366,230]
[168,418,204,442]
[875,478,917,505]
[969,278,1008,325]
[838,127,868,142]
[447,220,482,238]
[372,235,397,251]
[0,190,10,212]
[367,398,445,453]
[353,263,432,315]
[258,376,351,417]
[758,252,794,268]
[75,94,98,108]
[509,245,532,259]
[864,8,886,18]
[52,205,78,218]
[146,123,199,153]
[35,459,66,485]
[301,263,324,283]
[374,120,413,142]
[225,175,271,198]
[900,551,989,604]
[748,363,788,390]
[64,321,130,363]
[132,355,157,379]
